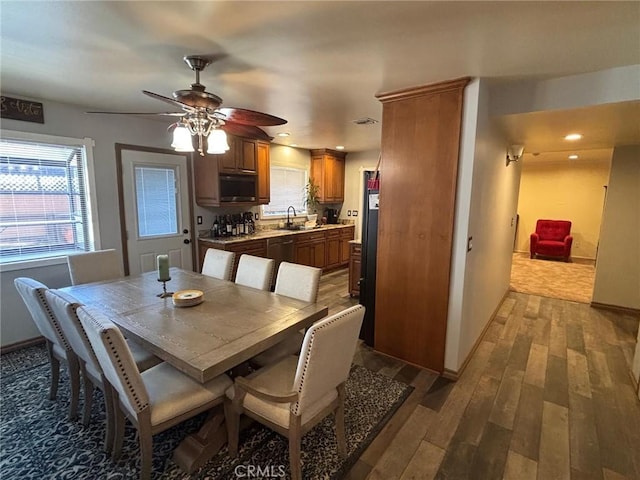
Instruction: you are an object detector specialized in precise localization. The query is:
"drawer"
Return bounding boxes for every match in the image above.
[296,231,326,243]
[327,229,342,238]
[351,244,361,256]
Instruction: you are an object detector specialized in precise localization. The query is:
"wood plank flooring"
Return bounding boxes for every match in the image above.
[317,269,640,480]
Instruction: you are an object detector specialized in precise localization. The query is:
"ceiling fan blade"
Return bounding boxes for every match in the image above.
[87,111,185,116]
[218,107,287,126]
[221,122,272,141]
[143,90,196,113]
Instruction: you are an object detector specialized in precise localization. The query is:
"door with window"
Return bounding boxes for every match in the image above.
[120,148,193,275]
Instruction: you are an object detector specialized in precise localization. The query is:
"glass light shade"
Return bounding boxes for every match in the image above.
[171,126,194,152]
[207,129,230,154]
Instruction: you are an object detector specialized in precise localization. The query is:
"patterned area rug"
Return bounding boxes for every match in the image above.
[0,345,412,479]
[510,253,595,303]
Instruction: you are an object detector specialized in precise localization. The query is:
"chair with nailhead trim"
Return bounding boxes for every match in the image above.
[201,249,235,281]
[14,277,81,421]
[224,304,365,480]
[234,254,275,291]
[77,305,232,480]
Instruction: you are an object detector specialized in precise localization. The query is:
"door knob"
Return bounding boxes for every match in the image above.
[183,239,191,244]
[183,229,189,234]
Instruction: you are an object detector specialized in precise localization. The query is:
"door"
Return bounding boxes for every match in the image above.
[120,148,193,275]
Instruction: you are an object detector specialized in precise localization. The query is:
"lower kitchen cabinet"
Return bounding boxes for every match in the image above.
[294,231,327,269]
[198,239,267,279]
[349,242,361,297]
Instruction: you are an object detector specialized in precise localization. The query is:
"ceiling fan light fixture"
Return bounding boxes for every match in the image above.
[207,128,230,154]
[171,125,195,152]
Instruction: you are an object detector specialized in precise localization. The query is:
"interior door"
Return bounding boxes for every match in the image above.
[120,149,193,275]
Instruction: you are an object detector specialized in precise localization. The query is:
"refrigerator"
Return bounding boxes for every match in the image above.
[359,171,379,346]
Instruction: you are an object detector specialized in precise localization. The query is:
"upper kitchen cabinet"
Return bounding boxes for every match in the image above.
[219,135,257,174]
[193,152,221,206]
[257,140,270,205]
[310,149,346,203]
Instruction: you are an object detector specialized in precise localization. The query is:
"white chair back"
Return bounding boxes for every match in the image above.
[67,249,123,285]
[202,249,235,280]
[292,305,365,415]
[274,262,321,302]
[76,305,150,418]
[235,254,275,291]
[45,289,101,377]
[14,278,69,349]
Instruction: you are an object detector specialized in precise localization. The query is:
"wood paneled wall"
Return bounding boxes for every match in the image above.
[374,78,470,372]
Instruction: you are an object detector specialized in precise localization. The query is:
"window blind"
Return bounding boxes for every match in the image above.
[262,166,308,216]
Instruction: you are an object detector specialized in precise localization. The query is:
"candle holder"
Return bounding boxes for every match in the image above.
[157,278,174,298]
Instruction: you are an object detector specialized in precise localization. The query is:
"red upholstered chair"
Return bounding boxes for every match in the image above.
[530,219,573,262]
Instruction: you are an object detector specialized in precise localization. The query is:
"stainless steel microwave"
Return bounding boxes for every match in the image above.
[219,174,257,203]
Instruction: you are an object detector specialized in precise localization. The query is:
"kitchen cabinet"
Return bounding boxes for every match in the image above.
[349,242,361,297]
[294,231,327,269]
[325,229,342,269]
[310,149,346,203]
[193,153,221,206]
[257,140,270,204]
[198,238,267,279]
[340,226,354,264]
[219,135,257,174]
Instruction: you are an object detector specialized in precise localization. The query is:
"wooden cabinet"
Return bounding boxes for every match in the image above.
[325,229,342,269]
[193,153,221,206]
[340,226,354,264]
[349,242,361,297]
[294,231,327,269]
[257,141,270,204]
[310,149,346,203]
[219,135,257,174]
[198,239,267,279]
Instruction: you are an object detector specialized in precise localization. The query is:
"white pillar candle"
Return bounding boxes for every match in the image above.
[157,254,170,281]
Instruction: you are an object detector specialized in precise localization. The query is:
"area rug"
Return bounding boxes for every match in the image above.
[510,253,595,303]
[0,345,412,479]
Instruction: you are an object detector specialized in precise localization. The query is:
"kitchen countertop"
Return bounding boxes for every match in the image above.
[199,223,355,245]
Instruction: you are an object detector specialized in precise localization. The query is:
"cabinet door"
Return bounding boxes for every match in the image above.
[312,241,326,269]
[310,155,326,202]
[219,136,238,173]
[194,154,221,206]
[324,155,336,202]
[326,237,341,268]
[257,141,270,204]
[333,156,345,202]
[295,243,313,267]
[340,236,351,265]
[238,138,257,173]
[349,251,361,296]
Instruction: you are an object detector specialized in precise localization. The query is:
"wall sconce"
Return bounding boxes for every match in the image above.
[506,145,524,166]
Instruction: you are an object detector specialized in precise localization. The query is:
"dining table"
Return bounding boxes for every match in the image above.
[59,267,329,473]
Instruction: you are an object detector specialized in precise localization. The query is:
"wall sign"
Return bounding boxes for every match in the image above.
[0,96,44,123]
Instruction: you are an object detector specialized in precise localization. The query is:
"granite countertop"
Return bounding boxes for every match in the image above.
[199,223,355,245]
[348,240,362,245]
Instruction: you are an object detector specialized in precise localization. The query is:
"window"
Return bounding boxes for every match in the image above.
[134,166,178,237]
[0,132,98,266]
[261,166,308,217]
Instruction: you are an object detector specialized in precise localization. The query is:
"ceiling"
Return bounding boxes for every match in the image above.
[1,1,639,155]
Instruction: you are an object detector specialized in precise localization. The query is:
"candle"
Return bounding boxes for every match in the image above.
[157,254,170,281]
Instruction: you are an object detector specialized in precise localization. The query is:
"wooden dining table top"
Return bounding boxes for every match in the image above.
[59,267,328,383]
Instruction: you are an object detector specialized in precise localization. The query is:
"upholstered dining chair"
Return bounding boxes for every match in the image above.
[76,305,233,480]
[201,249,235,281]
[225,305,365,480]
[234,254,275,291]
[251,262,322,367]
[45,289,161,451]
[67,248,123,285]
[14,277,80,420]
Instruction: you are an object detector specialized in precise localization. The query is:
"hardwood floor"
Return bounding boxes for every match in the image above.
[319,268,640,480]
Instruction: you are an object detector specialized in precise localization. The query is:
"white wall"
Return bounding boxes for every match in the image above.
[592,145,640,310]
[516,155,611,259]
[1,95,167,347]
[342,150,380,241]
[446,79,520,373]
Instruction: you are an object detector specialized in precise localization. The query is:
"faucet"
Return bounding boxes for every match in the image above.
[286,206,297,228]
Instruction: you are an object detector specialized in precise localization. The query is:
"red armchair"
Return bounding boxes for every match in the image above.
[530,219,573,262]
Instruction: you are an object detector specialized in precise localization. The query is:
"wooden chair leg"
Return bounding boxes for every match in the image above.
[82,375,94,426]
[46,341,60,400]
[335,384,347,458]
[224,398,240,457]
[67,354,80,421]
[138,420,153,480]
[112,394,125,460]
[288,415,302,480]
[102,382,115,454]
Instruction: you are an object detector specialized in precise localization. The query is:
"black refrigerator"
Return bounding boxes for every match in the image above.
[359,171,379,346]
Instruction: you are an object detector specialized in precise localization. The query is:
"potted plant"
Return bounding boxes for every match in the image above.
[303,179,320,223]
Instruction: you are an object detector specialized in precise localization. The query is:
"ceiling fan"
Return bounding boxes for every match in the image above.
[89,55,287,155]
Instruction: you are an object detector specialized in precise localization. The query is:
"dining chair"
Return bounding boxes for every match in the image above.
[225,305,365,480]
[251,262,322,367]
[45,289,162,452]
[234,254,275,291]
[14,277,80,420]
[67,248,124,285]
[76,305,233,480]
[201,249,235,281]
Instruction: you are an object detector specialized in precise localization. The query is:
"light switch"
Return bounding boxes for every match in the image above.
[197,216,203,225]
[353,210,358,217]
[347,210,352,216]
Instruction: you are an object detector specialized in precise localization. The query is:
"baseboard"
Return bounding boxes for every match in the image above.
[1,336,45,354]
[590,302,640,316]
[444,288,511,381]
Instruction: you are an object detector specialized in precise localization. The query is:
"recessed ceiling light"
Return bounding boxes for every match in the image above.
[564,133,583,141]
[277,132,290,137]
[290,144,298,147]
[335,145,345,150]
[568,154,579,160]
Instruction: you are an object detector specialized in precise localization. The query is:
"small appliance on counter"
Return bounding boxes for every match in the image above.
[325,208,339,224]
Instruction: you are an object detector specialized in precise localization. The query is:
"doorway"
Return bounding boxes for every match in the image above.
[116,144,195,275]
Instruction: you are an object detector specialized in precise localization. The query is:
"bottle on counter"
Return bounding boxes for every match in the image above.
[212,216,220,237]
[225,215,233,236]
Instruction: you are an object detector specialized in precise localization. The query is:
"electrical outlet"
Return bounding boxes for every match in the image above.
[254,212,259,220]
[197,216,203,225]
[352,210,358,217]
[347,210,352,216]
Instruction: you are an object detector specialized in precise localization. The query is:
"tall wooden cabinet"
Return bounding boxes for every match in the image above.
[257,141,270,204]
[374,77,470,373]
[310,149,346,203]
